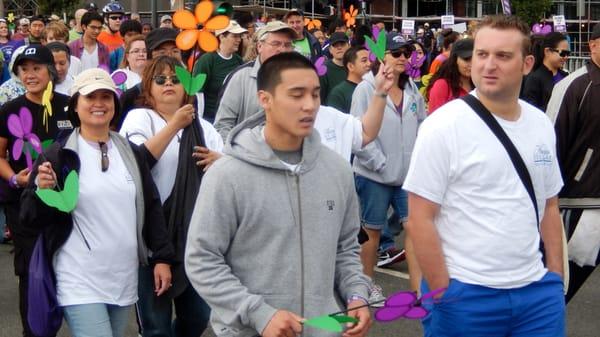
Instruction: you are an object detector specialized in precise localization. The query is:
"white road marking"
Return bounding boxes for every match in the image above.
[375,267,410,280]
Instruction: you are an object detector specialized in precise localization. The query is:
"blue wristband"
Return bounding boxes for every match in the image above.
[8,174,19,189]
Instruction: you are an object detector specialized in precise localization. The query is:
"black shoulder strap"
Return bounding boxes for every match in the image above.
[461,94,539,227]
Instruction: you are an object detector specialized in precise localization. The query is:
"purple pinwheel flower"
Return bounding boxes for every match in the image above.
[405,51,426,79]
[7,107,42,170]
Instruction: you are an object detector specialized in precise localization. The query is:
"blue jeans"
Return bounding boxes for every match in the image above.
[137,265,210,337]
[354,175,407,231]
[63,303,131,337]
[421,272,565,337]
[0,206,5,243]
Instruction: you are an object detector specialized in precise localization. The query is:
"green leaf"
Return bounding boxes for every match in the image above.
[25,139,53,160]
[303,315,343,332]
[175,65,206,96]
[366,34,386,62]
[331,315,359,324]
[35,170,79,213]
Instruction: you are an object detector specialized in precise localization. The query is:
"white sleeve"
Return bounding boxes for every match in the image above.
[195,92,205,118]
[350,115,363,153]
[403,119,453,205]
[544,122,564,199]
[199,118,224,153]
[119,108,154,146]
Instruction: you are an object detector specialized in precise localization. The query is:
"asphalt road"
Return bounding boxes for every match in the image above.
[1,242,598,337]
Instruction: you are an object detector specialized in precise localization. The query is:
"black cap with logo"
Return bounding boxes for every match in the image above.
[12,45,55,76]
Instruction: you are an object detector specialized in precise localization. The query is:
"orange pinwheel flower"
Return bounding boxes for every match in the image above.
[173,0,230,52]
[304,18,322,30]
[344,5,358,28]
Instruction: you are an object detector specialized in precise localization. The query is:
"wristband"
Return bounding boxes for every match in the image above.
[9,174,19,189]
[375,91,387,98]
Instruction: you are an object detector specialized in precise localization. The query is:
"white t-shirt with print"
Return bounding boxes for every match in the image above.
[119,108,224,202]
[403,91,564,289]
[54,136,138,306]
[314,105,362,162]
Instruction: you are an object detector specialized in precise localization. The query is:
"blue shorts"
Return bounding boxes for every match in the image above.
[354,175,407,231]
[421,272,566,337]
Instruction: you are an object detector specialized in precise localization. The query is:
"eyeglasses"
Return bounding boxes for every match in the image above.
[262,40,294,49]
[387,49,412,59]
[87,25,103,31]
[99,141,109,172]
[109,15,123,21]
[550,48,570,57]
[129,49,147,54]
[153,75,180,85]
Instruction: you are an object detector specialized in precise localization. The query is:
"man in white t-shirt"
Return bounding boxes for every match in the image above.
[404,15,566,337]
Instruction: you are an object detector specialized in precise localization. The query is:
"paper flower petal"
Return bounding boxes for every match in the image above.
[198,30,219,52]
[205,15,229,30]
[330,315,359,324]
[26,134,42,153]
[173,10,198,30]
[195,0,214,25]
[112,70,128,85]
[403,306,429,319]
[304,315,343,332]
[374,306,411,322]
[12,138,23,160]
[19,107,33,134]
[35,170,79,213]
[314,56,327,76]
[176,29,201,51]
[7,113,24,138]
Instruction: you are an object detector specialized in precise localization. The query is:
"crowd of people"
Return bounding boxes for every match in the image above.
[0,1,599,337]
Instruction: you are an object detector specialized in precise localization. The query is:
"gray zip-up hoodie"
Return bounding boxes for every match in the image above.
[185,112,370,337]
[351,72,426,186]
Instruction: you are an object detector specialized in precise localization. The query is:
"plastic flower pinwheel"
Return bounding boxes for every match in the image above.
[304,18,322,30]
[344,5,358,28]
[173,0,230,52]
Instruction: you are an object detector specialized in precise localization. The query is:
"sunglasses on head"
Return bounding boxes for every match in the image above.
[387,48,411,58]
[153,75,180,85]
[551,48,570,57]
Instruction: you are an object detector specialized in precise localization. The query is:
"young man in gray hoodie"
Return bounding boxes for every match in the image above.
[185,52,371,337]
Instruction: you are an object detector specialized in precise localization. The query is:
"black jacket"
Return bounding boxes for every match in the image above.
[552,61,600,203]
[304,30,323,62]
[18,129,175,276]
[522,64,568,112]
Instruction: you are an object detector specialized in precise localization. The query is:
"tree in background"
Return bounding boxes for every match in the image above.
[511,0,553,26]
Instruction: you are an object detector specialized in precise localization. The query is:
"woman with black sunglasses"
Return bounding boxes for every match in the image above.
[19,68,174,337]
[119,55,223,337]
[522,32,569,111]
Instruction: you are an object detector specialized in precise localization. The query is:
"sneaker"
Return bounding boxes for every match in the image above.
[377,248,406,268]
[369,284,386,307]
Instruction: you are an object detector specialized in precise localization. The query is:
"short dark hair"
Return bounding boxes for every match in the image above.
[68,92,121,128]
[119,19,143,36]
[46,42,71,58]
[257,52,316,93]
[343,45,367,70]
[81,11,103,27]
[441,29,460,50]
[475,15,531,56]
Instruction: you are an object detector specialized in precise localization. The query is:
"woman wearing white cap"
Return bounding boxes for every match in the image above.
[19,68,174,337]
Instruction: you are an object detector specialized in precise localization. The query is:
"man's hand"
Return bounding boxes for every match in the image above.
[35,163,55,189]
[192,146,222,171]
[262,310,303,337]
[343,300,371,337]
[16,167,31,187]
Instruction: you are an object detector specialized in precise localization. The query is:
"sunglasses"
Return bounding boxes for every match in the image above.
[109,15,123,21]
[551,48,570,57]
[387,49,411,59]
[99,141,109,172]
[153,75,180,85]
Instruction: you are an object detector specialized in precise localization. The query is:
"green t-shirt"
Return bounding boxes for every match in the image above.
[293,38,311,59]
[327,80,358,114]
[319,59,348,103]
[193,52,244,121]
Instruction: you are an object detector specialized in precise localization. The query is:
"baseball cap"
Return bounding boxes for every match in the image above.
[591,24,600,40]
[160,14,172,23]
[283,9,303,21]
[450,38,474,59]
[257,21,297,40]
[19,18,30,25]
[12,45,54,75]
[145,27,178,53]
[386,32,410,51]
[329,32,349,45]
[70,68,117,96]
[215,20,248,36]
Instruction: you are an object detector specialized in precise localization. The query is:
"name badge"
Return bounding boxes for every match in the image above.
[57,120,73,129]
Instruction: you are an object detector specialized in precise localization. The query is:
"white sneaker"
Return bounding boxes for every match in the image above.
[369,284,386,308]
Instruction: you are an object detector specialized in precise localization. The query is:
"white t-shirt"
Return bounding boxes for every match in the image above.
[54,136,138,306]
[80,44,99,71]
[403,92,563,289]
[119,108,224,202]
[68,55,83,77]
[55,75,74,96]
[314,106,362,162]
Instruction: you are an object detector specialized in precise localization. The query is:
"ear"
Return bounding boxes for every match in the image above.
[257,89,272,111]
[522,54,535,76]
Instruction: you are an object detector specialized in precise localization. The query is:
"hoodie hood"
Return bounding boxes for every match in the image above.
[224,110,322,174]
